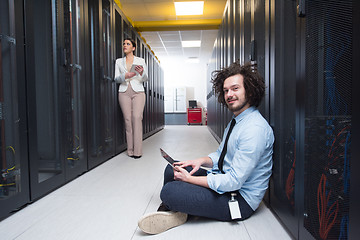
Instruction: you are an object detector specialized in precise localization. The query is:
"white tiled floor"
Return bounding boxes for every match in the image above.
[0,126,292,240]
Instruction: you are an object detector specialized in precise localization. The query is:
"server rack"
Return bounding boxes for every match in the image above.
[61,0,88,182]
[269,0,299,236]
[207,0,356,239]
[86,0,115,169]
[1,0,164,220]
[113,5,126,154]
[0,0,29,218]
[299,1,353,239]
[25,0,66,200]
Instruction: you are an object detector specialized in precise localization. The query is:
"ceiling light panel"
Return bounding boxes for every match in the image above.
[181,40,201,48]
[174,1,204,16]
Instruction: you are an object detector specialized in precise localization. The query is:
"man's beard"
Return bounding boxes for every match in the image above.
[227,98,248,113]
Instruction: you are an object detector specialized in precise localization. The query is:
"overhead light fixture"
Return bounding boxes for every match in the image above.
[174,1,204,16]
[182,40,201,48]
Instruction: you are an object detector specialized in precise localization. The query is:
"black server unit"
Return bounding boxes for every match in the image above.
[86,0,115,169]
[208,0,356,239]
[269,0,298,237]
[61,0,88,181]
[25,0,66,200]
[142,47,149,137]
[300,1,353,239]
[350,1,360,239]
[0,0,30,219]
[1,0,165,220]
[270,0,355,239]
[113,5,126,154]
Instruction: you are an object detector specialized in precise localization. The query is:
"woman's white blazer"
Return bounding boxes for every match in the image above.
[114,56,148,92]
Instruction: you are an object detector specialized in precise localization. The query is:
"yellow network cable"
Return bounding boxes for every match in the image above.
[6,146,15,155]
[0,182,16,187]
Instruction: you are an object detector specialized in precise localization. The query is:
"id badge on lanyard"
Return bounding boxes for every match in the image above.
[228,192,242,219]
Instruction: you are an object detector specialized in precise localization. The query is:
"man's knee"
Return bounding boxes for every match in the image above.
[163,164,174,184]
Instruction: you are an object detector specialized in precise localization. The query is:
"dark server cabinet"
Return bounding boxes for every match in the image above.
[1,0,164,220]
[25,0,88,200]
[270,0,355,239]
[25,0,66,200]
[0,0,29,219]
[142,48,149,136]
[269,0,298,237]
[113,5,126,154]
[61,0,88,181]
[207,0,356,239]
[299,1,353,239]
[86,0,115,169]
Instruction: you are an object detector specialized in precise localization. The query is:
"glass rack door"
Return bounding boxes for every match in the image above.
[101,0,115,156]
[269,0,299,237]
[301,1,352,239]
[0,0,29,219]
[114,7,126,153]
[63,0,87,180]
[87,0,114,168]
[25,0,64,200]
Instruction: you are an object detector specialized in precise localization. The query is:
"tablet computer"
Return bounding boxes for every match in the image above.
[160,148,176,168]
[130,64,141,73]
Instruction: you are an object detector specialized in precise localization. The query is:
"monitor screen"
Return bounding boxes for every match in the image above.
[189,100,197,108]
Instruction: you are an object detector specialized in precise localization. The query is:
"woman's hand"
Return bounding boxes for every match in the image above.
[125,72,136,79]
[135,65,144,76]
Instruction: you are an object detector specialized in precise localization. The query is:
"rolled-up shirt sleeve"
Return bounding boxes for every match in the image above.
[208,150,220,172]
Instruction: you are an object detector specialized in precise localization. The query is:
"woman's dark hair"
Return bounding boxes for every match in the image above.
[211,61,265,107]
[124,37,136,54]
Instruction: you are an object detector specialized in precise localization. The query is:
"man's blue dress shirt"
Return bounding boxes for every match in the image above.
[207,106,274,211]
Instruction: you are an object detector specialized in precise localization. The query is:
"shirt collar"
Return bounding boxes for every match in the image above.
[233,106,256,123]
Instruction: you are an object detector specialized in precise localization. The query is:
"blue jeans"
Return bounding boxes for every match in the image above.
[160,165,254,221]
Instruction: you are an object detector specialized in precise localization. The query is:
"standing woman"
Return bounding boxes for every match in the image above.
[114,38,148,158]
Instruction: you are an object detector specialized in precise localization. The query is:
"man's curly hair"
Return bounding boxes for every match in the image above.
[211,61,265,107]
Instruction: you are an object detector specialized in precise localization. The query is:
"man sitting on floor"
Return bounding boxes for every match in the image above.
[138,61,274,234]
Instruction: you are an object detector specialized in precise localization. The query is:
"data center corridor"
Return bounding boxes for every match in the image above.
[0,126,291,240]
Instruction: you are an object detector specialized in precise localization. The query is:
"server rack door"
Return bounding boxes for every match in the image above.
[114,7,126,154]
[87,0,115,169]
[154,63,159,129]
[25,0,65,200]
[252,0,267,118]
[300,1,352,239]
[102,0,115,156]
[143,48,150,136]
[0,0,30,219]
[149,56,154,133]
[62,0,88,181]
[268,0,298,237]
[234,0,241,62]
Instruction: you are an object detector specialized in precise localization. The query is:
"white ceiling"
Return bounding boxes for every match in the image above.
[140,30,219,64]
[117,0,227,65]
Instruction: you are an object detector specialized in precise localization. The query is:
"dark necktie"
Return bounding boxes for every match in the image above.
[218,119,236,173]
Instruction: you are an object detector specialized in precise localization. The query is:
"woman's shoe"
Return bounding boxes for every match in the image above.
[132,155,142,159]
